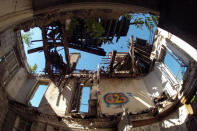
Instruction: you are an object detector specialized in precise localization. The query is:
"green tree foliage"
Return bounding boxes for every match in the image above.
[84,18,105,39]
[66,19,79,36]
[21,32,33,47]
[30,64,37,73]
[66,14,159,45]
[125,14,159,31]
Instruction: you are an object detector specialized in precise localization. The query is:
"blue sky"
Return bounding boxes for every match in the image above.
[23,14,158,111]
[23,14,156,73]
[80,87,91,112]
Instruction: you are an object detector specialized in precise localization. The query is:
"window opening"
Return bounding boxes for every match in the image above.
[80,87,90,113]
[29,84,48,107]
[164,50,187,82]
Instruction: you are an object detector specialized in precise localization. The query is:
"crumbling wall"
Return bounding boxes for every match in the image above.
[39,79,78,116]
[98,62,178,115]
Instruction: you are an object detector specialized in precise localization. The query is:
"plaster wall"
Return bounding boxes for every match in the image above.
[39,79,77,116]
[5,67,36,104]
[15,77,37,104]
[98,62,178,115]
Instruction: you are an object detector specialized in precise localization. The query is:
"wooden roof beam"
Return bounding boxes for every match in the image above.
[28,43,106,56]
[62,26,71,73]
[41,27,52,76]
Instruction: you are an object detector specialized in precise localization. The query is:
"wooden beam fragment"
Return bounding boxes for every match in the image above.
[109,50,117,74]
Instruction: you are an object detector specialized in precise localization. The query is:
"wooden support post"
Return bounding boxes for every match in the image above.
[109,50,117,74]
[41,27,52,76]
[61,25,71,73]
[129,36,135,73]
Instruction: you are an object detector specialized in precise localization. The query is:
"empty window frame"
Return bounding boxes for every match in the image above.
[29,84,48,107]
[79,87,90,113]
[164,50,187,82]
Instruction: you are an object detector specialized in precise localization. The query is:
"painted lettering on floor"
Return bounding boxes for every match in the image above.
[103,92,135,107]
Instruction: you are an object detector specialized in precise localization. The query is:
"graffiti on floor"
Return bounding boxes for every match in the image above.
[104,92,135,107]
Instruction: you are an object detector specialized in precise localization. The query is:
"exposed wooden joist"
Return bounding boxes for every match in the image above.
[61,26,71,73]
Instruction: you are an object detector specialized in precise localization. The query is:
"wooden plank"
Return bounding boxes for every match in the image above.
[129,36,135,73]
[41,27,52,76]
